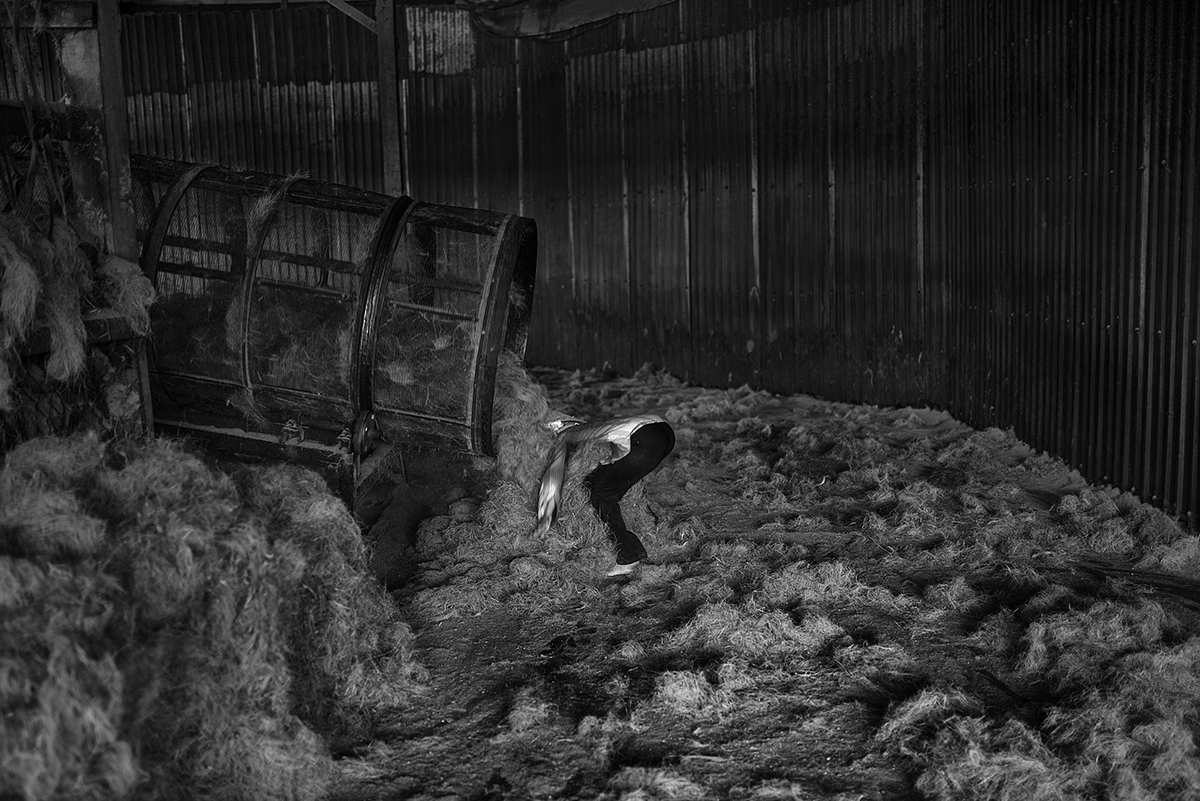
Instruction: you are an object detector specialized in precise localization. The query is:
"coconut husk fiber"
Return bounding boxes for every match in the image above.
[0,213,46,350]
[96,254,156,336]
[0,213,92,399]
[1,214,51,410]
[0,357,14,412]
[44,218,91,382]
[391,354,655,624]
[490,350,557,490]
[403,424,652,627]
[0,433,425,801]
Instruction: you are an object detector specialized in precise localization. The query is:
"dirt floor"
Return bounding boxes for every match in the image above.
[330,367,1200,801]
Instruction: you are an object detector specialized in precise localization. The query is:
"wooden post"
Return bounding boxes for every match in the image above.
[56,0,137,259]
[55,0,151,431]
[377,0,405,196]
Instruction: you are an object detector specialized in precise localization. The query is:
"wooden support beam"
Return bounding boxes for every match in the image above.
[45,0,151,435]
[56,0,137,260]
[470,0,675,38]
[118,0,380,11]
[377,0,404,195]
[97,0,138,260]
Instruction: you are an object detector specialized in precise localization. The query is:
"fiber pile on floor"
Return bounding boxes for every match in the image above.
[332,365,1200,801]
[0,434,425,801]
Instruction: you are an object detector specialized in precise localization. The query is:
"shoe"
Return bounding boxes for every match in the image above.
[606,560,640,577]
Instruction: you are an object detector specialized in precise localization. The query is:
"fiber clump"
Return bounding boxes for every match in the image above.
[43,219,92,382]
[0,433,423,801]
[1017,600,1166,692]
[915,717,1082,801]
[0,214,52,410]
[0,214,44,350]
[96,254,156,336]
[491,350,555,489]
[1040,637,1200,797]
[0,214,105,408]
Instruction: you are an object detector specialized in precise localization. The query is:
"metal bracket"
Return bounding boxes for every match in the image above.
[351,410,379,456]
[279,416,306,445]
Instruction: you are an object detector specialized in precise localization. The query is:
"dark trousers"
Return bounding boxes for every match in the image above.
[584,421,675,564]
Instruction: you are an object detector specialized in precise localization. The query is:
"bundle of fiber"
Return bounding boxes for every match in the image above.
[0,214,52,410]
[405,475,615,626]
[43,219,92,382]
[0,433,423,801]
[0,213,95,407]
[405,444,636,621]
[363,484,427,591]
[124,523,331,801]
[96,255,156,336]
[237,464,427,742]
[0,215,45,350]
[0,561,138,801]
[491,351,555,489]
[0,434,109,562]
[0,358,13,412]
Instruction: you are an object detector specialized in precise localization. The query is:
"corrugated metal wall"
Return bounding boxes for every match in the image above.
[923,0,1200,522]
[0,28,66,101]
[393,1,940,398]
[121,7,381,191]
[117,1,1199,524]
[389,0,1198,525]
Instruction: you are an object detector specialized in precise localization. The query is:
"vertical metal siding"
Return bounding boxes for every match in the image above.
[919,0,1199,525]
[403,6,476,205]
[623,8,689,373]
[567,44,630,371]
[757,5,840,398]
[1176,11,1199,519]
[122,6,381,192]
[117,1,1200,525]
[0,27,65,102]
[329,11,381,190]
[824,0,923,403]
[1142,0,1199,515]
[514,38,574,365]
[406,72,475,204]
[474,32,520,216]
[520,0,1200,524]
[683,16,758,387]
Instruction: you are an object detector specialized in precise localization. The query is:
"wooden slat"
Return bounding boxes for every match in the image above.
[377,0,403,194]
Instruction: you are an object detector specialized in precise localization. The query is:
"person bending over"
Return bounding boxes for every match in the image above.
[534,415,676,576]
